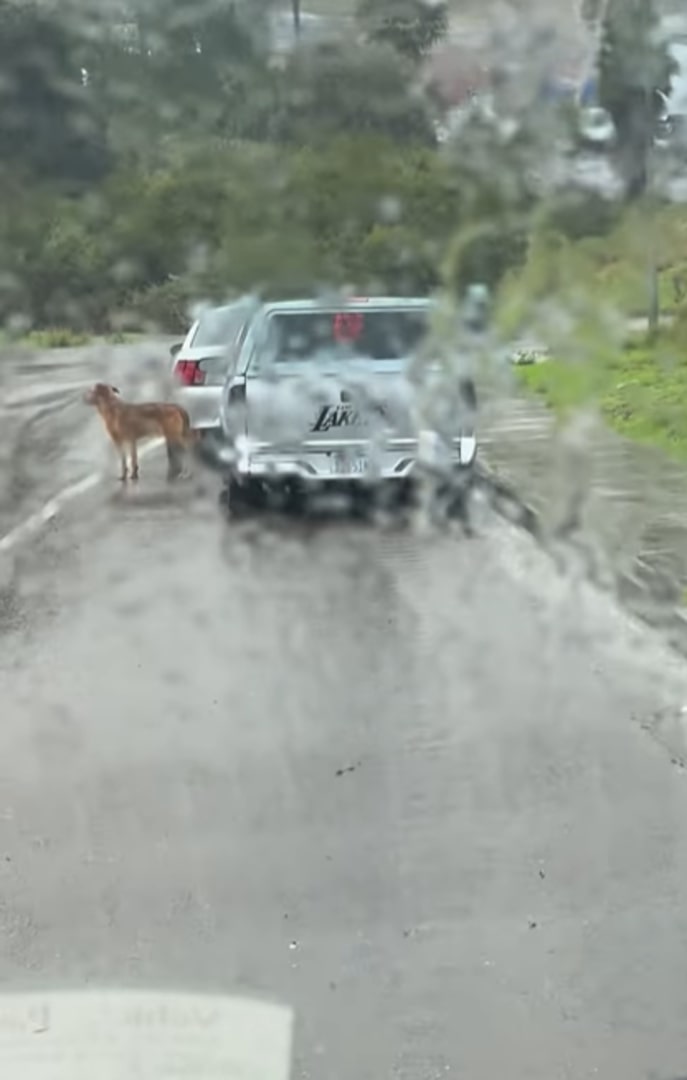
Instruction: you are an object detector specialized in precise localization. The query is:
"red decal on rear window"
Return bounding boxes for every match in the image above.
[332,312,364,343]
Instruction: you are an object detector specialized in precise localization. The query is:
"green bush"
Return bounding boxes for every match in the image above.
[0,0,489,335]
[356,223,439,294]
[499,203,687,331]
[0,84,678,341]
[128,279,195,334]
[669,297,687,347]
[518,337,687,460]
[78,135,466,328]
[271,42,437,144]
[535,189,621,242]
[445,220,529,297]
[23,328,91,348]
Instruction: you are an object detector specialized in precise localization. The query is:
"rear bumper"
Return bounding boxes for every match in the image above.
[195,426,228,463]
[172,387,223,430]
[218,435,477,483]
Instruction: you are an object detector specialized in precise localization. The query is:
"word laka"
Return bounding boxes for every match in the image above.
[311,403,387,433]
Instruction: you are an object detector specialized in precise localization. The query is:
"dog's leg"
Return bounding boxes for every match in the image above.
[178,443,191,480]
[166,439,182,481]
[130,441,139,482]
[117,444,128,482]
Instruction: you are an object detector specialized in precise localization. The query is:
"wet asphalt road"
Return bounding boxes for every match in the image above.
[4,348,687,1078]
[0,339,174,539]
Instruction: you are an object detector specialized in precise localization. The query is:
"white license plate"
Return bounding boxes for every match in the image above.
[332,452,367,475]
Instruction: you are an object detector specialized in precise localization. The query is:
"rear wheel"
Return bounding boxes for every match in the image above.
[196,429,223,466]
[350,484,375,521]
[220,475,263,519]
[447,465,476,530]
[283,481,308,517]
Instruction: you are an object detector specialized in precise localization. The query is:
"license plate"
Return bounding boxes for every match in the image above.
[332,452,367,475]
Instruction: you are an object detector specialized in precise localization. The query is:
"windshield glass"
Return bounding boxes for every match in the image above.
[190,305,248,348]
[4,0,687,1077]
[267,308,430,361]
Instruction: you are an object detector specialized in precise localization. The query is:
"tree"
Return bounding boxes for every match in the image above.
[598,0,676,198]
[0,0,110,185]
[580,0,603,30]
[80,0,277,154]
[271,41,437,143]
[356,0,448,63]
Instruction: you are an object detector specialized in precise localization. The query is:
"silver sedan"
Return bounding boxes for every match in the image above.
[170,297,258,456]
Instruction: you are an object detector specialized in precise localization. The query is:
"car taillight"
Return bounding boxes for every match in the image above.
[174,359,206,386]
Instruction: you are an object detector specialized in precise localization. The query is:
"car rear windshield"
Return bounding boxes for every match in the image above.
[268,309,429,362]
[191,305,248,348]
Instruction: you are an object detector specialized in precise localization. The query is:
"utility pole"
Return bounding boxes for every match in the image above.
[292,0,301,38]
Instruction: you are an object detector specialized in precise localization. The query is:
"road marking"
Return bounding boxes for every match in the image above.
[2,382,88,410]
[0,438,164,555]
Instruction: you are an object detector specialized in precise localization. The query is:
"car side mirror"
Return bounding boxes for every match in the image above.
[170,342,182,359]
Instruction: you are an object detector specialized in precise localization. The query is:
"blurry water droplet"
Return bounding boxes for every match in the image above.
[377,196,402,224]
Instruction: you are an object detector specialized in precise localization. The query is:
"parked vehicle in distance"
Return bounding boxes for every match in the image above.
[217,296,478,517]
[577,105,616,151]
[170,297,258,456]
[576,80,682,153]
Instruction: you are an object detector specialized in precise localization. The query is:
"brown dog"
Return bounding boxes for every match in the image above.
[85,383,196,481]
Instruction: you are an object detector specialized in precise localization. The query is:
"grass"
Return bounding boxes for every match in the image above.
[0,328,145,349]
[516,331,687,461]
[579,205,687,317]
[506,204,687,322]
[505,201,687,460]
[21,328,91,348]
[104,330,141,344]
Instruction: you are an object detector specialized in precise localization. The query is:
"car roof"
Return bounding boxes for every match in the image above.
[184,296,258,343]
[260,297,434,315]
[195,297,258,320]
